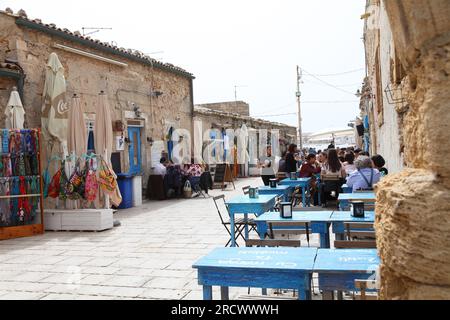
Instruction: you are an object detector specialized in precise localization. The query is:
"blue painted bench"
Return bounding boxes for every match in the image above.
[192,247,318,300]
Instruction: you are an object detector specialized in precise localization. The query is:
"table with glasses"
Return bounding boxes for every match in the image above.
[226,195,277,247]
[329,211,375,240]
[257,185,292,202]
[338,192,376,210]
[313,249,379,299]
[192,247,318,300]
[279,178,312,207]
[254,211,335,248]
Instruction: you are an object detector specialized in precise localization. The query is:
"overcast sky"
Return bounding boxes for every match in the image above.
[2,0,366,133]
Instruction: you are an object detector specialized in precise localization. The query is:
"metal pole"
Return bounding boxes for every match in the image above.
[296,66,303,150]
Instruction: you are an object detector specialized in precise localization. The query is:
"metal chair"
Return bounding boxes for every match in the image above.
[354,280,378,300]
[213,195,247,247]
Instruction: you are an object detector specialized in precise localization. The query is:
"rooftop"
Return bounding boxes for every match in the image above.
[194,105,296,129]
[0,8,194,79]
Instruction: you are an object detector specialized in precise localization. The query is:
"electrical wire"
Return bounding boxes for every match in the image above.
[303,68,364,77]
[301,68,357,96]
[253,100,359,117]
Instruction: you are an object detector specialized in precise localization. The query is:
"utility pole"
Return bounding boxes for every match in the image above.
[296,66,303,150]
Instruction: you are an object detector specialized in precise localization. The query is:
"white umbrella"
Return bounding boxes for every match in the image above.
[94,92,113,165]
[5,87,25,129]
[94,92,121,208]
[42,52,69,146]
[67,94,87,157]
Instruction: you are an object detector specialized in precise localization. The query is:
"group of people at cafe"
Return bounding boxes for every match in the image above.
[258,143,388,208]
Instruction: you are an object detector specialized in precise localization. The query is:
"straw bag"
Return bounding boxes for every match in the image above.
[183,180,192,198]
[98,158,117,194]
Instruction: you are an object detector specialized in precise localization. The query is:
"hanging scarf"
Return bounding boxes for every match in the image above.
[2,130,9,154]
[18,176,31,223]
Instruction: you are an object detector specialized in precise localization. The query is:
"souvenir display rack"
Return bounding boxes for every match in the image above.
[0,129,44,240]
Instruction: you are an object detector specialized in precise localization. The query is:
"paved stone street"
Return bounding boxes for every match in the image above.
[0,177,324,300]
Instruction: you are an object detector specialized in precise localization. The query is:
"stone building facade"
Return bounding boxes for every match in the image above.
[0,9,194,187]
[194,102,297,176]
[362,0,450,299]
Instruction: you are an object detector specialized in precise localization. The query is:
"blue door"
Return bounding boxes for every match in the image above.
[128,127,142,174]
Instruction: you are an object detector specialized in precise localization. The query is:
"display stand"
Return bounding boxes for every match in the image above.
[213,163,236,191]
[0,129,44,241]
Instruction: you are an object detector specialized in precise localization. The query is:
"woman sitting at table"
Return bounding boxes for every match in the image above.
[320,149,346,207]
[299,154,321,206]
[285,144,300,176]
[343,152,357,175]
[346,156,381,192]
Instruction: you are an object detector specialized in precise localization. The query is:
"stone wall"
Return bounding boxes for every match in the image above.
[0,12,194,188]
[196,101,250,116]
[370,0,450,300]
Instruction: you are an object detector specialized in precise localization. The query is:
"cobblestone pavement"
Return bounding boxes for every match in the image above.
[0,177,324,300]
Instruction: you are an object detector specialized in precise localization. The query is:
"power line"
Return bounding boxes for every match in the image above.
[303,68,364,77]
[254,100,359,115]
[302,68,357,96]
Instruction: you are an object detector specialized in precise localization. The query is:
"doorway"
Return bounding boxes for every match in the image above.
[128,126,142,174]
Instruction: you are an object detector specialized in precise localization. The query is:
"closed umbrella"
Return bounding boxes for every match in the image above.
[5,86,25,129]
[67,94,87,157]
[94,92,113,164]
[42,52,69,145]
[94,91,121,209]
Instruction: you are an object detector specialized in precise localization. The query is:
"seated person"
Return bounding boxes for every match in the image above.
[154,157,168,176]
[372,154,388,176]
[346,156,381,192]
[320,149,346,207]
[343,152,357,175]
[299,154,321,206]
[299,154,321,178]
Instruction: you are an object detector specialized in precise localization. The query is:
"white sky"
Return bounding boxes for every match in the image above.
[1,0,366,133]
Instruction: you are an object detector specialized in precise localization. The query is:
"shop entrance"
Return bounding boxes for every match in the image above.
[128,126,142,174]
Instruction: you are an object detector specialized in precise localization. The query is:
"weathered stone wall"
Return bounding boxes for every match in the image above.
[196,101,250,116]
[373,0,450,300]
[0,12,193,187]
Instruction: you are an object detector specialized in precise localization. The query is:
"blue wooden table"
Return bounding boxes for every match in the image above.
[338,192,376,210]
[279,178,311,207]
[254,211,334,248]
[192,247,318,300]
[313,249,379,299]
[226,195,276,247]
[257,185,292,202]
[329,211,375,240]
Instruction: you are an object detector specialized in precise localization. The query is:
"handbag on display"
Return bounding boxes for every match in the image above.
[47,168,61,199]
[98,158,118,194]
[84,159,99,202]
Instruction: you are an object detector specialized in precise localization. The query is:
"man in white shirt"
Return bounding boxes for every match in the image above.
[154,157,168,176]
